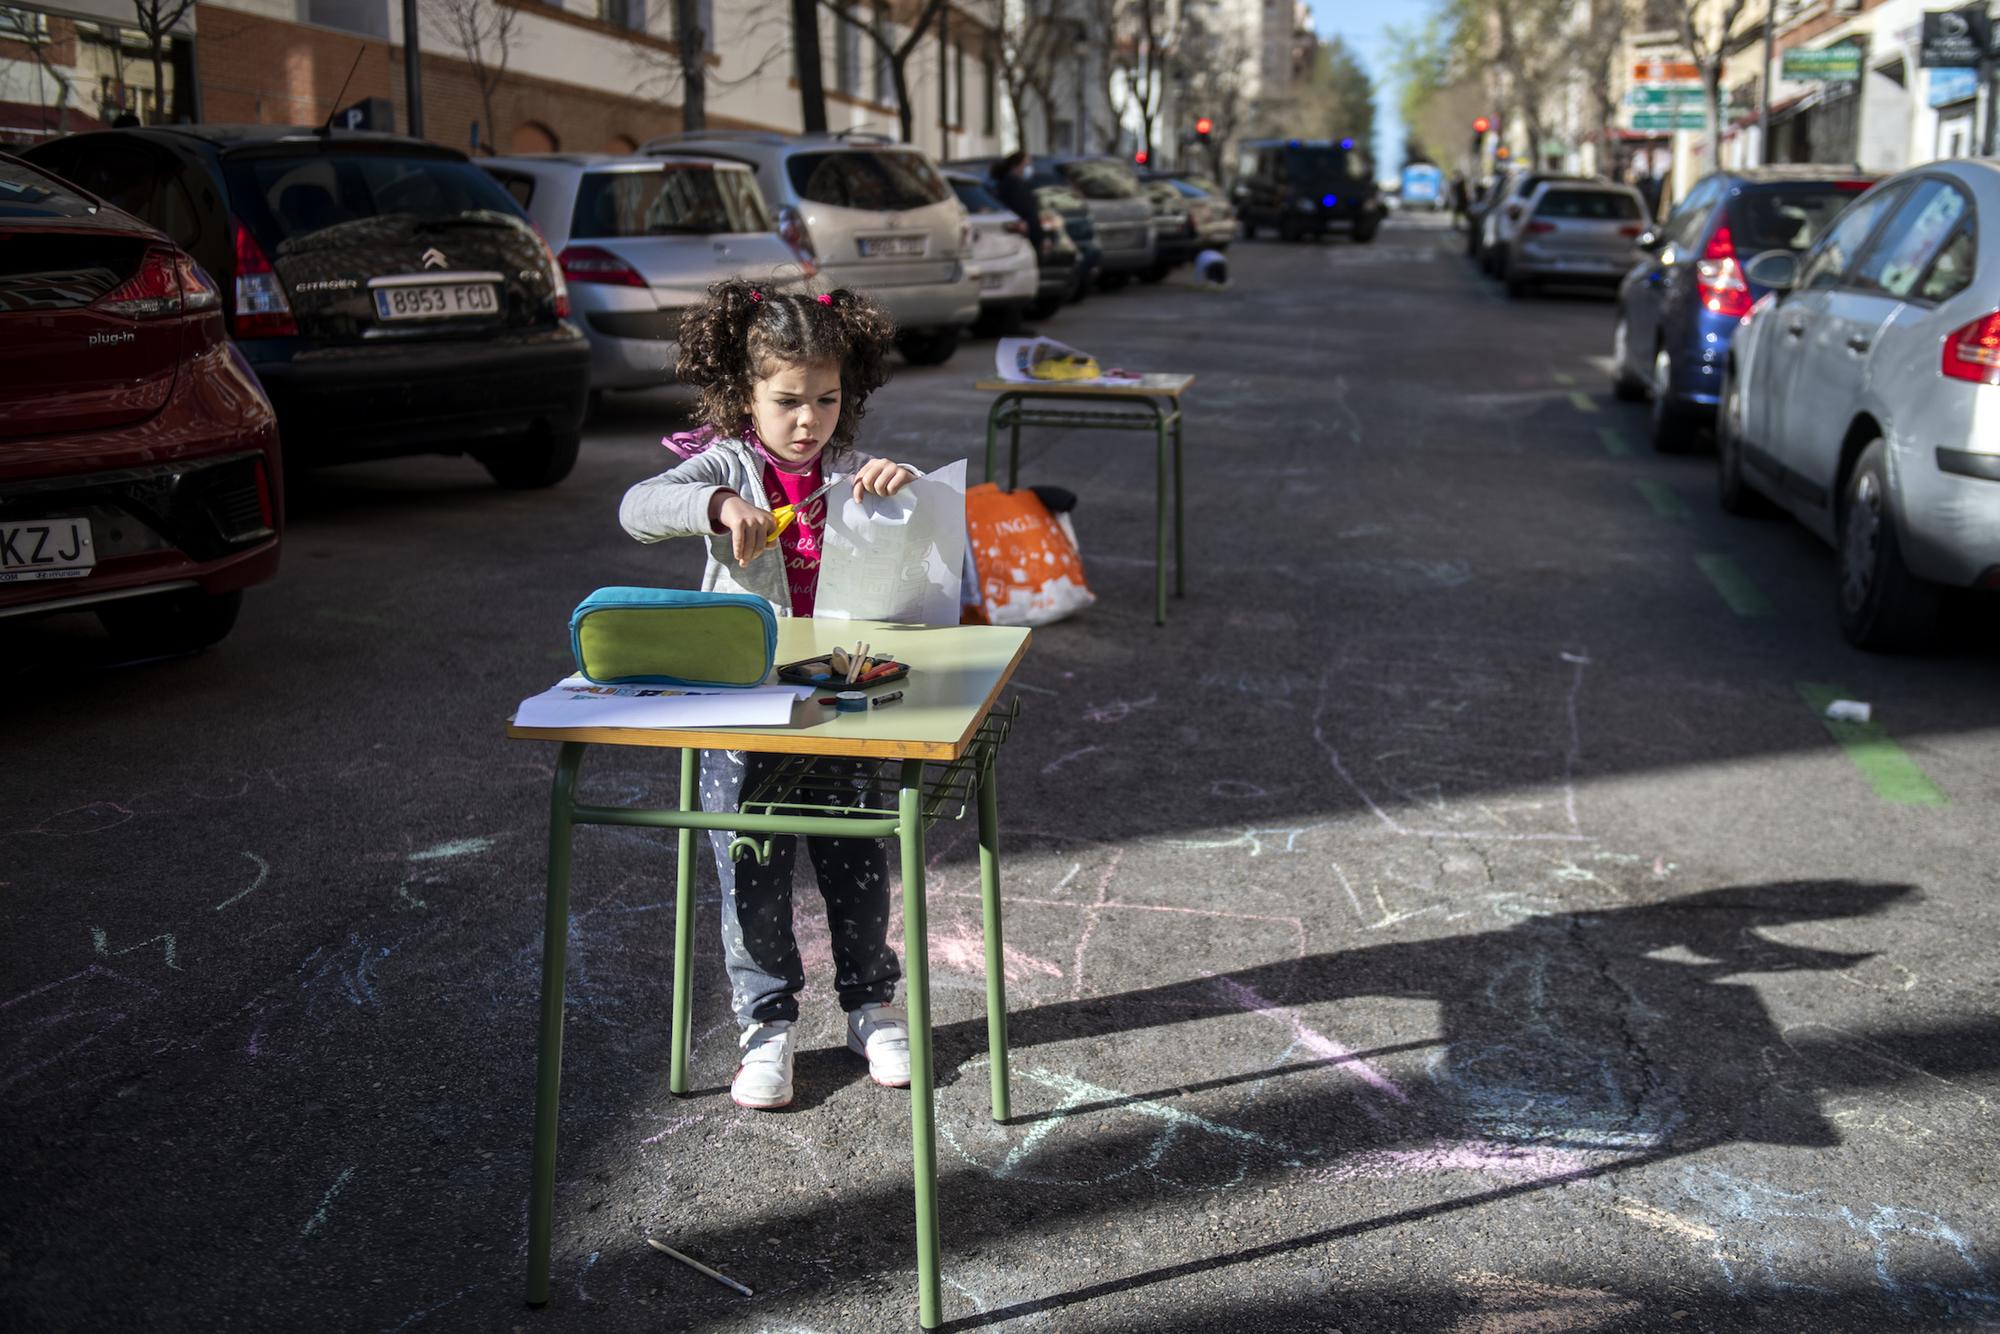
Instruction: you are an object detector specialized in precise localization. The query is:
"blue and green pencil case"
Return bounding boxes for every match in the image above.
[569,587,777,688]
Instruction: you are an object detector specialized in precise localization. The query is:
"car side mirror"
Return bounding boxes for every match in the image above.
[1743,249,1799,292]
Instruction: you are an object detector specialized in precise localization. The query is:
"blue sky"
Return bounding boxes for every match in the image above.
[1315,0,1416,173]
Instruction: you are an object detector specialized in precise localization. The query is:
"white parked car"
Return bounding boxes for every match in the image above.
[1717,159,1998,649]
[944,170,1037,332]
[643,130,978,365]
[480,153,800,396]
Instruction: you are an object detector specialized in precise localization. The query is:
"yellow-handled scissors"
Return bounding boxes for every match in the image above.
[765,475,844,548]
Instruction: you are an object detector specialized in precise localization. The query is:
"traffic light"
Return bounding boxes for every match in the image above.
[1195,116,1213,141]
[1134,149,1148,165]
[1495,145,1511,160]
[1472,116,1490,134]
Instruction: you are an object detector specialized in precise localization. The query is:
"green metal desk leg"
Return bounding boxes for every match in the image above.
[976,760,1011,1124]
[1153,403,1169,626]
[526,740,584,1307]
[898,760,943,1329]
[983,397,1002,486]
[668,746,697,1097]
[1172,406,1185,598]
[1007,401,1022,492]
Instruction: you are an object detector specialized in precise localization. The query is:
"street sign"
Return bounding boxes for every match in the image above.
[1629,85,1704,106]
[1782,44,1863,80]
[1633,59,1701,81]
[1629,109,1710,131]
[1920,4,1992,67]
[336,97,395,131]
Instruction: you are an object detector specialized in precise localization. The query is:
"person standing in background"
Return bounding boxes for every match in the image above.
[988,150,1047,256]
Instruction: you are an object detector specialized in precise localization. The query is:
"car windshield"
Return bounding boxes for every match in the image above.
[786,150,948,211]
[226,152,527,247]
[571,165,769,237]
[1036,185,1087,213]
[950,178,1006,213]
[1727,182,1874,253]
[1535,189,1641,220]
[0,160,96,219]
[1286,146,1366,185]
[1179,174,1223,197]
[1060,160,1142,200]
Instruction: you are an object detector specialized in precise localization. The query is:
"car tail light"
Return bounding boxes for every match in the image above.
[1835,180,1873,192]
[776,205,817,275]
[230,216,297,338]
[97,247,182,318]
[1943,312,2000,385]
[1695,223,1751,319]
[557,244,645,289]
[1524,220,1556,234]
[1618,225,1644,237]
[1003,218,1028,237]
[175,253,222,313]
[523,222,570,318]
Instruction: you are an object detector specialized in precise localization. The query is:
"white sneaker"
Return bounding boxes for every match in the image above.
[846,1002,912,1088]
[732,1021,795,1110]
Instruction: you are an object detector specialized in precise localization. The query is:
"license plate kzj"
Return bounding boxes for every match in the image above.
[0,517,93,582]
[372,281,500,321]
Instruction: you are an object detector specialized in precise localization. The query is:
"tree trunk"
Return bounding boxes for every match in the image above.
[894,59,914,140]
[149,42,166,123]
[1703,66,1723,173]
[675,0,706,132]
[793,0,826,133]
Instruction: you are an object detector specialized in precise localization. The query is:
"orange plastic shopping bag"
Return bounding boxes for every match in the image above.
[962,483,1096,626]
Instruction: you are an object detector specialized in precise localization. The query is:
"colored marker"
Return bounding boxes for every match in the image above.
[871,691,904,708]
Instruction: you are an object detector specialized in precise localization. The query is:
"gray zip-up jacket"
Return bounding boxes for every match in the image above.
[618,436,888,616]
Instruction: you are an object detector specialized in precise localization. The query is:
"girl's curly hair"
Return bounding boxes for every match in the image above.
[674,279,897,452]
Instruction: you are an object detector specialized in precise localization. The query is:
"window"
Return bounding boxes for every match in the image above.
[1918,227,1974,302]
[1726,182,1871,254]
[224,153,526,250]
[491,171,535,209]
[1060,159,1142,200]
[834,4,861,96]
[1852,179,1970,299]
[598,0,643,31]
[785,150,948,210]
[953,46,965,126]
[673,0,714,50]
[1662,176,1719,250]
[949,177,1004,212]
[872,3,894,107]
[1533,189,1642,220]
[982,55,996,135]
[1797,184,1904,291]
[571,165,770,237]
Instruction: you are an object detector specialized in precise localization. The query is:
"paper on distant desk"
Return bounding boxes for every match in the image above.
[994,335,1142,387]
[514,676,797,730]
[816,459,966,625]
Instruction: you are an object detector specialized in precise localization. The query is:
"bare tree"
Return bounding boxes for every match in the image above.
[633,2,790,139]
[424,0,516,152]
[1658,0,1752,173]
[1179,0,1253,182]
[816,0,949,142]
[673,0,706,130]
[1122,0,1181,161]
[130,0,196,123]
[2,7,81,134]
[996,0,1064,150]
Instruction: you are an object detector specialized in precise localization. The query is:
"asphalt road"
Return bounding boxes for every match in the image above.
[6,213,1999,1334]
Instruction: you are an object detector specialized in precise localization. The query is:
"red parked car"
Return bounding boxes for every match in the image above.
[0,153,280,652]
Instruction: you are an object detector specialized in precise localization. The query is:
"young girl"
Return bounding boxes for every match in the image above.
[618,280,919,1110]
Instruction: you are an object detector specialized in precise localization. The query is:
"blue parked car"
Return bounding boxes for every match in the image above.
[1611,166,1877,451]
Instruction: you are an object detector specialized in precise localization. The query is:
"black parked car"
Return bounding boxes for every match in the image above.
[1234,138,1384,243]
[24,126,591,488]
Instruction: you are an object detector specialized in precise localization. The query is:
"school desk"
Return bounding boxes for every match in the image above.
[976,373,1194,626]
[508,619,1032,1330]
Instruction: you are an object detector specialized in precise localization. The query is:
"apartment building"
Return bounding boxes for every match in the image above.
[0,0,1013,164]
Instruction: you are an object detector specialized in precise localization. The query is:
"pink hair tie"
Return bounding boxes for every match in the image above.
[748,290,764,302]
[816,293,833,305]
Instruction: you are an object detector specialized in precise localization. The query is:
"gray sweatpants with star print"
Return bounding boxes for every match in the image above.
[700,749,901,1025]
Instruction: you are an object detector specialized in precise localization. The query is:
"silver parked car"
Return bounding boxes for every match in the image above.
[644,131,977,365]
[1501,180,1648,297]
[944,170,1040,331]
[480,153,800,394]
[1480,171,1587,277]
[1717,159,1998,649]
[950,154,1157,288]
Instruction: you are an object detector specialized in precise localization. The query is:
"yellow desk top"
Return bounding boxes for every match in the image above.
[507,619,1031,762]
[972,373,1195,398]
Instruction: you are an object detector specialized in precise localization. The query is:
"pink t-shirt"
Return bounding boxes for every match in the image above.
[762,459,827,616]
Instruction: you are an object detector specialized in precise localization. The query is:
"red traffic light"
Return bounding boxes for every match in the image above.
[1472,116,1491,134]
[1195,117,1213,137]
[1133,150,1148,165]
[1495,145,1511,160]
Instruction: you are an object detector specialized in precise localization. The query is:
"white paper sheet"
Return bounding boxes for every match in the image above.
[513,676,798,730]
[815,459,966,626]
[993,335,1143,387]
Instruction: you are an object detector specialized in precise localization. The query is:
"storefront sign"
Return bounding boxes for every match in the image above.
[1633,59,1701,81]
[1629,108,1709,131]
[1928,65,1980,104]
[1920,5,1992,67]
[1781,44,1863,80]
[1628,85,1704,106]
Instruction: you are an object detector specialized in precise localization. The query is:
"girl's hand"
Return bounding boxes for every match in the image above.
[714,493,777,566]
[851,458,918,500]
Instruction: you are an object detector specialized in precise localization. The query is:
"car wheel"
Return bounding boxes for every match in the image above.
[1352,219,1379,243]
[99,588,243,655]
[483,426,580,489]
[1096,271,1130,292]
[897,328,960,366]
[1837,439,1940,651]
[1610,315,1648,402]
[1647,348,1696,454]
[1278,215,1300,242]
[1715,362,1773,516]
